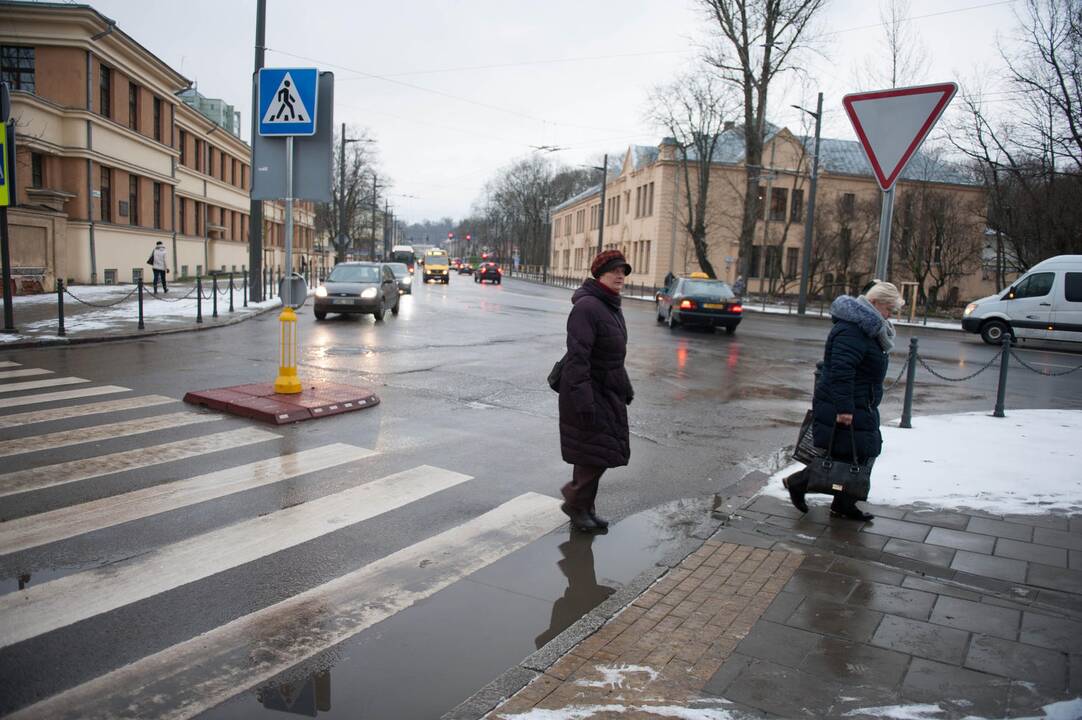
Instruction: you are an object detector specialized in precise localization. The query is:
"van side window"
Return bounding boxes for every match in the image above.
[1014,272,1054,299]
[1065,272,1082,302]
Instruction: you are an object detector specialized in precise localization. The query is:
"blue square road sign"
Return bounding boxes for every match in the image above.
[258,68,319,136]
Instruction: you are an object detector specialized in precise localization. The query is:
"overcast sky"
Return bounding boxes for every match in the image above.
[83,0,1020,221]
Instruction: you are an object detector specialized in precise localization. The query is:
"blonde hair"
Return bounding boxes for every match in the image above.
[864,281,905,310]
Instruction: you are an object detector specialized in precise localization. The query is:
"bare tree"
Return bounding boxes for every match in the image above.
[857,0,930,89]
[315,125,378,264]
[948,0,1082,276]
[648,70,740,278]
[698,0,828,283]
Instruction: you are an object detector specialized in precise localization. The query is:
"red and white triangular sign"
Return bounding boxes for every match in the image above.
[842,82,958,191]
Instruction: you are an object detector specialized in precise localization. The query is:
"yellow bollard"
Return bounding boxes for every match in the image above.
[274,306,303,394]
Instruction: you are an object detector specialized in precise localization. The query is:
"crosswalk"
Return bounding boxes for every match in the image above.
[0,360,566,718]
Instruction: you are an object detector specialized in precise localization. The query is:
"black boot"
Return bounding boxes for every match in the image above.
[830,495,874,522]
[561,503,599,532]
[588,507,610,529]
[783,470,808,513]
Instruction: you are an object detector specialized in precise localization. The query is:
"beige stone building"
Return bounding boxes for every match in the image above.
[551,127,995,306]
[1,1,315,289]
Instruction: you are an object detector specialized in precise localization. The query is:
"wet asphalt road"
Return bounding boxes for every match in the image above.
[1,272,1080,719]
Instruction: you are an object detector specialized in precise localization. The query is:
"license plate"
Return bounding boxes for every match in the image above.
[333,298,353,305]
[704,303,726,310]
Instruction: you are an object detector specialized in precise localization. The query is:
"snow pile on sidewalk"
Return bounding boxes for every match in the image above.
[761,409,1082,515]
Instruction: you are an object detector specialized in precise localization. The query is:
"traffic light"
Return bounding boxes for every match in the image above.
[466,234,471,241]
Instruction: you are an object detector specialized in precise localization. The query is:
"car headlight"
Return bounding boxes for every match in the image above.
[361,287,378,299]
[315,286,327,297]
[403,277,412,284]
[963,303,977,317]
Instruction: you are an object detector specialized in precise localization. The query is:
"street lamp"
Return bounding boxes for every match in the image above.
[792,93,822,316]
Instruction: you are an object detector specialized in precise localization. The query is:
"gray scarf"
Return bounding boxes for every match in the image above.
[857,295,896,352]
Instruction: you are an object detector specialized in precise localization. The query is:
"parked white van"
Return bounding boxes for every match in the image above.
[962,255,1082,344]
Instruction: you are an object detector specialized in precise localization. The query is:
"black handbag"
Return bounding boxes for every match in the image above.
[804,423,871,501]
[547,355,566,392]
[792,409,824,465]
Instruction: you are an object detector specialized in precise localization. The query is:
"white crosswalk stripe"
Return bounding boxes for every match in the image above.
[0,368,53,380]
[0,464,473,648]
[0,384,129,409]
[0,426,278,498]
[0,382,565,720]
[0,442,376,556]
[8,493,564,720]
[0,376,87,395]
[0,361,20,368]
[0,410,221,458]
[0,394,174,429]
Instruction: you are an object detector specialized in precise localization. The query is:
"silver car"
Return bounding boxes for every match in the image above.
[386,262,414,294]
[313,262,400,321]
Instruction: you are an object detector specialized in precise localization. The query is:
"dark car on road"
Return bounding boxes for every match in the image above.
[458,261,474,275]
[656,275,742,334]
[314,262,400,321]
[475,261,502,284]
[386,262,414,294]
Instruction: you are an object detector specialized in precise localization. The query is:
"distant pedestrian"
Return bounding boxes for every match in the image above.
[663,270,676,289]
[786,281,904,520]
[149,241,169,294]
[732,275,746,297]
[558,249,634,532]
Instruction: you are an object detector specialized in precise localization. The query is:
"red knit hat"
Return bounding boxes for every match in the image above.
[590,249,632,278]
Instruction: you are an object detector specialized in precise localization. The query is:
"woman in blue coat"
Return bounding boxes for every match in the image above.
[787,282,904,521]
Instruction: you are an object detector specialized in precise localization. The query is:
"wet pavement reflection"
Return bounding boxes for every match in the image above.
[534,532,615,649]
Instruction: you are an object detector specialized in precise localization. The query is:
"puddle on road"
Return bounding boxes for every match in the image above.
[197,498,714,720]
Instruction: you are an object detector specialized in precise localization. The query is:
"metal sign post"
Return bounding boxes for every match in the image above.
[843,82,957,282]
[257,67,325,395]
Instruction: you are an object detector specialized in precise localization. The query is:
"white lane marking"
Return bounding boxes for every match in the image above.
[0,361,20,368]
[0,377,87,395]
[0,411,222,458]
[0,464,473,648]
[0,385,129,410]
[0,427,278,498]
[9,493,564,720]
[0,395,175,429]
[0,443,376,556]
[0,368,53,380]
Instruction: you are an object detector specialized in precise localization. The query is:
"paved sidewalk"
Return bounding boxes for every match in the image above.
[475,483,1082,719]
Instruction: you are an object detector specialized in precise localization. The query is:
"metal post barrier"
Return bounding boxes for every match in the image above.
[900,337,918,428]
[229,273,235,313]
[137,279,145,330]
[993,335,1010,418]
[243,271,248,307]
[196,277,203,324]
[56,279,65,337]
[212,275,219,318]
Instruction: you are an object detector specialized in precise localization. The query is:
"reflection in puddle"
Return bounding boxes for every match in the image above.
[258,670,331,716]
[535,532,615,649]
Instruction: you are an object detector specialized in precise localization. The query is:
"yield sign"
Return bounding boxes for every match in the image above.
[842,82,958,191]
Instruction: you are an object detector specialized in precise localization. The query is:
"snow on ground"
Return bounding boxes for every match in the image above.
[760,410,1082,515]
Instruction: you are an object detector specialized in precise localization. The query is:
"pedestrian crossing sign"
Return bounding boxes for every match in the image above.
[258,68,319,137]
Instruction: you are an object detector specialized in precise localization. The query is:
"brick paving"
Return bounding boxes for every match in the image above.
[487,541,804,718]
[477,490,1082,720]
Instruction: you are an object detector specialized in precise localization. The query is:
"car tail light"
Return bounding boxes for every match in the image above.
[679,299,696,310]
[497,268,503,274]
[731,304,743,313]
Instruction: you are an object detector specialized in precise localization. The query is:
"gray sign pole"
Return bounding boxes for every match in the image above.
[284,136,293,309]
[874,187,895,281]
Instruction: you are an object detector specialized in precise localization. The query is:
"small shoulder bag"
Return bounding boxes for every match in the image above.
[547,354,567,392]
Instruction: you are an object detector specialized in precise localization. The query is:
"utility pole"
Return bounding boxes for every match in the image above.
[247,0,266,301]
[596,154,607,252]
[796,92,822,315]
[370,174,379,259]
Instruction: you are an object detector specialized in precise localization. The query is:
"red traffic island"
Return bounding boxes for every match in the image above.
[184,382,380,425]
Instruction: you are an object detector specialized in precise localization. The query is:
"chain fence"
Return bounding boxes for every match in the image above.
[1009,350,1082,377]
[915,351,1002,382]
[63,286,139,308]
